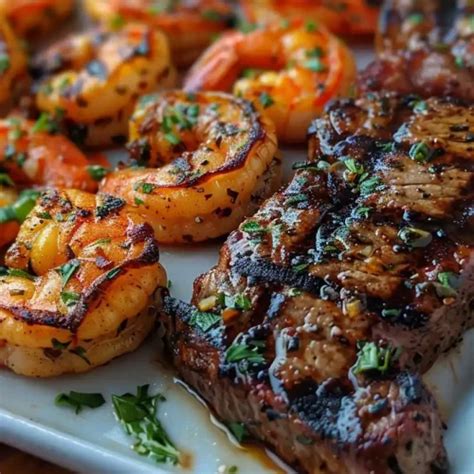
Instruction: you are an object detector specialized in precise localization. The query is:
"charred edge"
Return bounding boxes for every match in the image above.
[139,94,266,190]
[288,379,362,445]
[96,194,126,219]
[2,230,161,332]
[289,372,437,449]
[162,295,195,325]
[436,0,459,41]
[232,258,325,294]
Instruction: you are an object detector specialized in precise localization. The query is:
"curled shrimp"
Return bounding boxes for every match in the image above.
[0,18,28,108]
[34,23,176,148]
[184,21,356,143]
[0,188,167,377]
[0,0,74,37]
[241,0,381,36]
[100,91,279,244]
[85,0,234,67]
[0,116,107,191]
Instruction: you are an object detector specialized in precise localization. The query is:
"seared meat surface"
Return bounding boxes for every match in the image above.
[161,93,474,473]
[359,0,474,100]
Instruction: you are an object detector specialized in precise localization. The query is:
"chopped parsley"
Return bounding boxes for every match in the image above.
[112,385,180,465]
[55,391,105,414]
[353,341,399,375]
[0,54,10,74]
[60,291,80,308]
[32,112,62,134]
[303,58,326,72]
[0,172,14,187]
[285,193,308,206]
[226,339,265,367]
[359,176,384,196]
[408,142,431,163]
[87,165,109,181]
[106,268,122,280]
[226,422,248,443]
[134,182,156,194]
[189,310,221,332]
[435,271,459,298]
[69,346,90,365]
[259,92,274,108]
[0,189,40,224]
[241,221,266,234]
[219,293,252,311]
[57,260,80,286]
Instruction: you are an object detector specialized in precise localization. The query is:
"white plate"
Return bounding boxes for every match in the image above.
[1,44,473,474]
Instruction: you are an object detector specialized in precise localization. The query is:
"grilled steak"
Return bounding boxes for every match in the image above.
[160,92,474,473]
[359,0,474,100]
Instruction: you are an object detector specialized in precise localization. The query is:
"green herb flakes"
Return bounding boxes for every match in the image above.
[112,385,180,465]
[55,391,105,414]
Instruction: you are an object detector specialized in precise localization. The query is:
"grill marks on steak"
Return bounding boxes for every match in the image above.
[359,0,474,100]
[159,94,474,473]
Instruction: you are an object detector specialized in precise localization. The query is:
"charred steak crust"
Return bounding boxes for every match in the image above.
[359,0,474,100]
[160,93,473,473]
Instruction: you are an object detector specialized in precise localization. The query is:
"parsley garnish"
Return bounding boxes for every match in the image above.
[435,271,459,297]
[134,182,155,194]
[226,339,265,367]
[241,221,266,234]
[57,260,80,286]
[0,172,14,187]
[359,176,384,196]
[61,291,80,308]
[0,54,10,74]
[189,310,221,332]
[353,341,399,375]
[226,422,248,443]
[0,189,40,224]
[5,268,35,280]
[55,391,105,414]
[408,142,431,163]
[106,268,121,280]
[70,346,90,365]
[87,165,109,181]
[259,92,274,109]
[219,293,252,311]
[285,193,308,206]
[32,112,61,134]
[112,385,180,465]
[304,58,326,72]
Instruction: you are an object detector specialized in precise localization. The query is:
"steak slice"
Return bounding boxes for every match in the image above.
[359,0,474,101]
[160,93,474,472]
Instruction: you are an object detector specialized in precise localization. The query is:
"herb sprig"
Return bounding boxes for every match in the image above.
[112,385,180,465]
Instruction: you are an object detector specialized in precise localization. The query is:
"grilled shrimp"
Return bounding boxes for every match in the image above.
[0,0,74,37]
[34,24,176,148]
[0,189,166,377]
[84,0,233,67]
[241,0,381,36]
[100,91,279,244]
[0,18,28,108]
[184,21,356,143]
[0,116,107,192]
